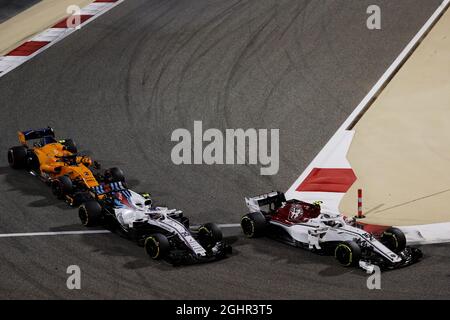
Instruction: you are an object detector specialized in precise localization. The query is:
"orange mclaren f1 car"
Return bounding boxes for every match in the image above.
[7,127,125,206]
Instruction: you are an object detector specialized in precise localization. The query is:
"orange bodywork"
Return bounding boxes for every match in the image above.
[31,141,99,188]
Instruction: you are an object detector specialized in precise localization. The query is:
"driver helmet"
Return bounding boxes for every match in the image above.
[141,193,152,207]
[288,203,303,221]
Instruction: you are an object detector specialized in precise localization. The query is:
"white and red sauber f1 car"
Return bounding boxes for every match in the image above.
[78,182,231,265]
[241,191,422,272]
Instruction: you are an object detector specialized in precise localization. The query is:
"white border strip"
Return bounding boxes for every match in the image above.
[408,239,450,245]
[399,222,450,245]
[0,224,241,239]
[0,230,111,238]
[286,0,450,198]
[0,0,125,78]
[190,223,241,230]
[216,223,240,228]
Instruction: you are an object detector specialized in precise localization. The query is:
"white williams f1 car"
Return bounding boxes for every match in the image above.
[241,191,422,272]
[78,182,231,265]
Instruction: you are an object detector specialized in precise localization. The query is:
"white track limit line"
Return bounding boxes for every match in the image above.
[216,223,241,228]
[0,230,111,238]
[191,224,241,230]
[0,224,241,238]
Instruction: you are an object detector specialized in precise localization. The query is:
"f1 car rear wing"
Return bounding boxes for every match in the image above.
[92,181,127,195]
[18,127,55,145]
[245,191,286,213]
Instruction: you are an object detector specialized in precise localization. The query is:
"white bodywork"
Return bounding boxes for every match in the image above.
[114,190,207,257]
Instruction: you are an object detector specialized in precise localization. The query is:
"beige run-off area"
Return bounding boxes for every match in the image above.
[340,8,450,226]
[0,0,94,55]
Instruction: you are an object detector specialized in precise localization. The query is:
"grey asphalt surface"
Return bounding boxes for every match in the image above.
[0,0,449,299]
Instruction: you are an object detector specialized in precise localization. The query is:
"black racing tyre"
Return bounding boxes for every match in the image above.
[198,223,223,249]
[8,146,28,169]
[51,175,73,199]
[79,200,103,227]
[335,241,361,267]
[241,212,267,238]
[71,192,92,207]
[144,233,170,260]
[381,227,406,253]
[108,167,125,182]
[63,139,77,153]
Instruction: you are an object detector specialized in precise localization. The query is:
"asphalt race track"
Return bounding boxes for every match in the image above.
[1,0,449,299]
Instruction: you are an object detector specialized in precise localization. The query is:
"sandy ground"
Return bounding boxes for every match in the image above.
[0,0,93,55]
[340,7,450,226]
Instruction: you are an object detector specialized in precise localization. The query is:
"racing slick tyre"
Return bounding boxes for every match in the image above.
[241,212,267,238]
[198,223,223,250]
[334,241,361,267]
[108,167,125,182]
[62,139,77,153]
[7,146,27,169]
[381,227,406,253]
[71,192,92,207]
[51,175,73,199]
[144,233,170,260]
[79,200,103,227]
